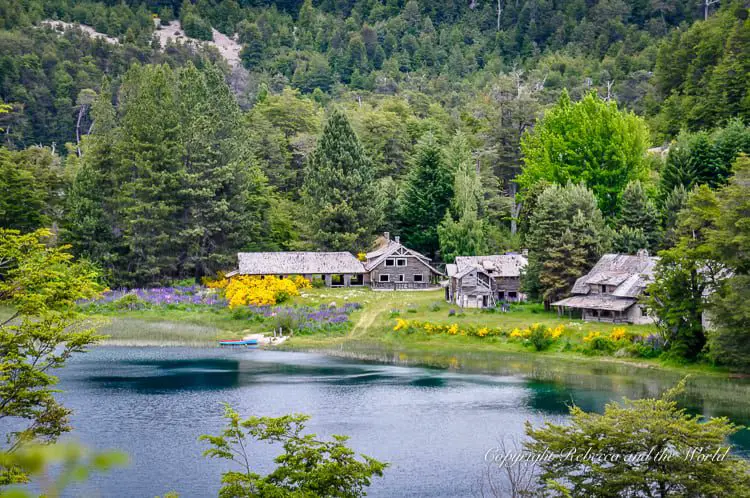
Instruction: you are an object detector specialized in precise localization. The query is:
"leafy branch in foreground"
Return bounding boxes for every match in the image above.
[0,442,127,498]
[525,378,750,497]
[0,229,104,485]
[200,405,387,497]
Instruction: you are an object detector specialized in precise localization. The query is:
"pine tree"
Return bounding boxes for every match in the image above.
[619,180,661,250]
[175,63,270,280]
[540,225,591,305]
[661,184,689,249]
[116,64,183,285]
[524,183,610,306]
[660,141,696,194]
[612,226,649,254]
[438,132,487,262]
[302,107,381,251]
[398,132,453,257]
[63,82,124,279]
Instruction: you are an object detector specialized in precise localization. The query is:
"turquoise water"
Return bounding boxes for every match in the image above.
[53,347,750,497]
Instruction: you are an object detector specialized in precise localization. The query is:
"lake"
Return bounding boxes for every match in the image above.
[55,346,750,497]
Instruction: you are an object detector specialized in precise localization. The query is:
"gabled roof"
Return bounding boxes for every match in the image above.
[571,253,658,295]
[237,252,366,275]
[365,239,443,275]
[551,295,636,311]
[454,254,528,278]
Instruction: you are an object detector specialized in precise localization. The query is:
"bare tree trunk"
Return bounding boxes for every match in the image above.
[497,0,502,31]
[75,105,86,157]
[704,0,719,20]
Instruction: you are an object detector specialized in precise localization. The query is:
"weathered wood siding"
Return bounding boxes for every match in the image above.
[369,256,436,289]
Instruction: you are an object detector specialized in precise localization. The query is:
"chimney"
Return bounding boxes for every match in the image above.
[384,231,390,241]
[637,249,649,259]
[394,235,400,244]
[521,248,528,257]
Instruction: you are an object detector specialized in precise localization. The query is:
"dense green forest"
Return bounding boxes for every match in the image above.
[1,0,749,287]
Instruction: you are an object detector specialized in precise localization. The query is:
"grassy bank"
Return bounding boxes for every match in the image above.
[70,287,740,377]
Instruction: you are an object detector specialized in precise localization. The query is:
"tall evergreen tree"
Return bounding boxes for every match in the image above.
[661,184,689,248]
[63,82,124,278]
[398,132,454,257]
[524,183,610,306]
[619,180,661,250]
[175,63,270,280]
[438,132,487,262]
[302,106,381,251]
[116,64,183,285]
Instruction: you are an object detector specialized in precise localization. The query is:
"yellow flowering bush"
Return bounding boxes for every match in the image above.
[550,325,565,340]
[610,327,627,341]
[204,277,229,289]
[510,328,531,339]
[291,275,312,289]
[224,276,304,307]
[583,331,602,343]
[391,319,502,338]
[357,252,367,262]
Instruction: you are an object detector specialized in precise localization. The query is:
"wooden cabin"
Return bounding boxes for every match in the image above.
[551,250,657,324]
[230,251,366,287]
[445,253,528,308]
[445,265,497,308]
[364,234,444,290]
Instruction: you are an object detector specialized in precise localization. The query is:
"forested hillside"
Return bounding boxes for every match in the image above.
[1,0,749,287]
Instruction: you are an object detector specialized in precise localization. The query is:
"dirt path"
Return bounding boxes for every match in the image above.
[348,293,395,338]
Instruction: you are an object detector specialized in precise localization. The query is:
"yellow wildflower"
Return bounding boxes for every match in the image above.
[583,331,601,343]
[477,327,489,338]
[393,318,409,331]
[448,323,459,335]
[610,327,627,341]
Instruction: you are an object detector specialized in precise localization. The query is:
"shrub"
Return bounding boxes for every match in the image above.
[311,277,326,288]
[224,276,303,307]
[182,12,213,41]
[448,309,456,316]
[113,293,147,311]
[583,331,618,353]
[389,309,400,317]
[429,302,441,312]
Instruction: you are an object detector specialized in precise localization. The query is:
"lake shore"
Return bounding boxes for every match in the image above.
[53,286,733,379]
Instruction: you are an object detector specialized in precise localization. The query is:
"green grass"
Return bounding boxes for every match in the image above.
[5,288,733,376]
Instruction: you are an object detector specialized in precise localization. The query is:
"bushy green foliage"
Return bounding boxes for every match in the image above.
[526,379,750,497]
[200,405,387,498]
[518,91,650,216]
[0,229,103,484]
[64,63,270,286]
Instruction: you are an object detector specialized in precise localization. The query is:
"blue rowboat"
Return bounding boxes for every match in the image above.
[219,339,258,347]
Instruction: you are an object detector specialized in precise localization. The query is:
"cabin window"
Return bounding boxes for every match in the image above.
[413,274,424,282]
[379,274,390,283]
[600,284,607,294]
[508,291,517,299]
[385,258,395,267]
[640,306,648,317]
[396,258,407,267]
[398,274,405,282]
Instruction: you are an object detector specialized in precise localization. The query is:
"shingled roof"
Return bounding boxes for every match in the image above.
[454,254,528,277]
[236,252,366,275]
[552,252,658,310]
[570,253,658,296]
